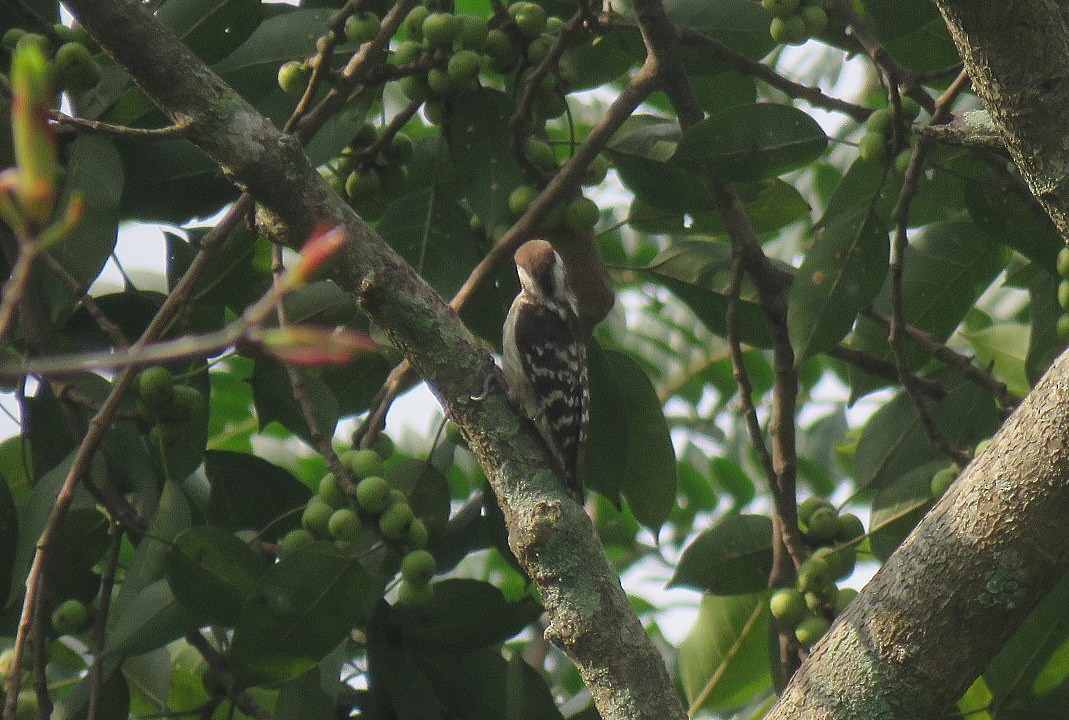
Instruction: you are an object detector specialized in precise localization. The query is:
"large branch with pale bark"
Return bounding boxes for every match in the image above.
[768,4,1069,717]
[54,1,685,718]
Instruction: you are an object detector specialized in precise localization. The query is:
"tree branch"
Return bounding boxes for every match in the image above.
[767,346,1069,718]
[767,3,1069,715]
[59,1,684,717]
[2,195,252,720]
[934,1,1069,239]
[675,26,871,122]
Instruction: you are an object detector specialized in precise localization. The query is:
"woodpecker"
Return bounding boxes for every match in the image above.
[502,239,589,503]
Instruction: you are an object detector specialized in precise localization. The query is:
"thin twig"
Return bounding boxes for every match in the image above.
[509,9,587,180]
[271,245,357,496]
[687,601,766,716]
[49,111,192,139]
[886,70,974,468]
[712,184,806,567]
[726,254,778,511]
[828,0,934,112]
[355,99,421,173]
[87,523,123,720]
[3,194,252,720]
[863,308,1017,409]
[357,58,662,445]
[826,344,945,400]
[632,0,804,682]
[296,0,420,142]
[675,26,871,122]
[2,216,338,378]
[185,632,273,720]
[0,242,40,346]
[41,253,129,349]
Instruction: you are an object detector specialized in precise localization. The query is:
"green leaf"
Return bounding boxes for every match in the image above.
[643,240,772,347]
[558,32,641,91]
[230,542,376,688]
[961,323,1030,396]
[105,578,200,655]
[847,219,1008,398]
[1026,268,1063,386]
[27,376,108,475]
[279,280,360,325]
[165,526,272,626]
[612,150,713,215]
[788,201,889,361]
[52,507,110,603]
[9,453,98,607]
[387,579,542,652]
[853,371,998,491]
[115,137,236,223]
[250,357,339,444]
[123,488,196,609]
[678,456,718,511]
[64,292,165,349]
[378,188,483,299]
[694,179,810,236]
[0,471,16,606]
[114,480,192,612]
[213,8,334,92]
[276,667,337,720]
[679,593,772,714]
[367,617,443,719]
[673,104,827,182]
[670,514,772,594]
[872,6,959,71]
[985,572,1069,707]
[407,461,452,538]
[101,420,159,501]
[665,0,775,65]
[158,0,262,64]
[52,664,130,720]
[957,676,995,720]
[868,460,942,561]
[207,360,256,452]
[434,497,488,574]
[966,176,1061,271]
[584,342,629,504]
[121,649,172,716]
[412,648,510,720]
[0,435,33,506]
[607,117,712,214]
[319,354,392,418]
[818,157,891,229]
[167,227,271,315]
[152,363,212,483]
[709,456,756,508]
[689,71,758,115]
[204,450,312,540]
[786,160,892,364]
[448,88,527,232]
[50,134,122,287]
[302,90,377,168]
[585,346,677,533]
[506,653,565,720]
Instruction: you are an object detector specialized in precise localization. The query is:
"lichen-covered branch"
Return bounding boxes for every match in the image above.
[767,4,1069,717]
[935,1,1069,239]
[59,1,685,717]
[767,346,1069,718]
